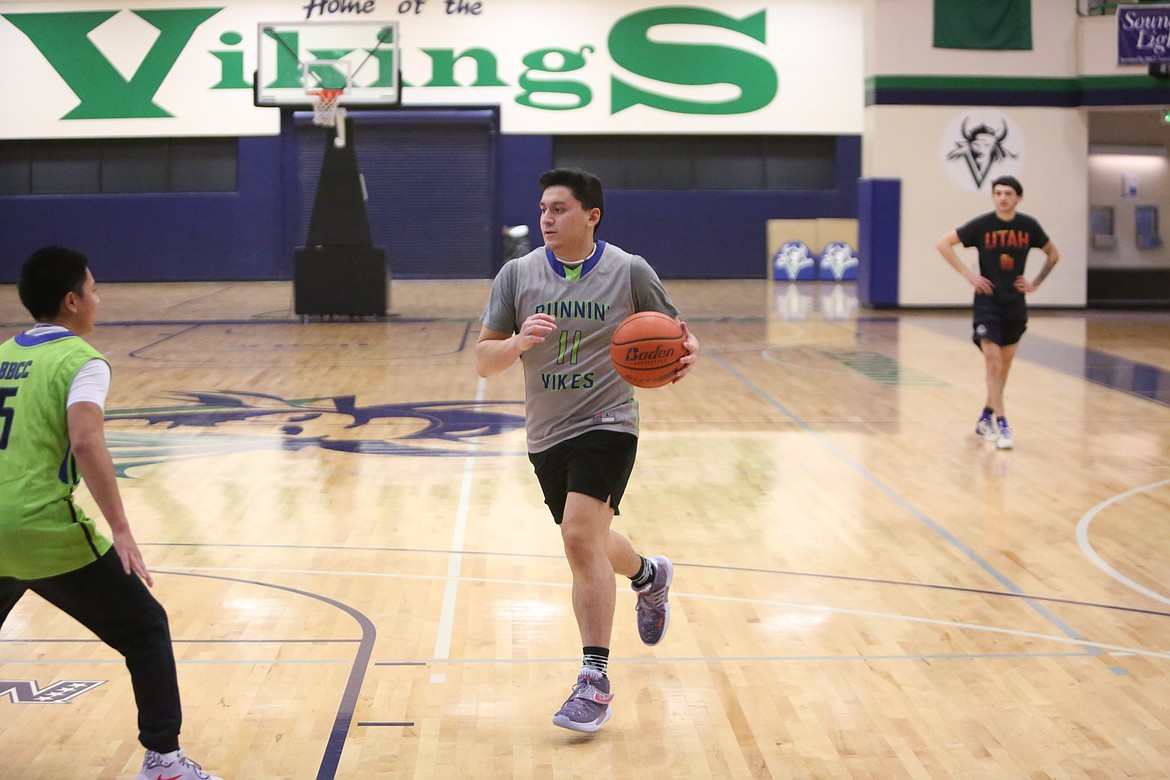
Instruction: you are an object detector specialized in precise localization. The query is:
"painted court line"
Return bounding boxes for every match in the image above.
[0,658,348,665]
[1077,478,1170,607]
[399,651,1098,665]
[151,566,1170,662]
[429,376,486,684]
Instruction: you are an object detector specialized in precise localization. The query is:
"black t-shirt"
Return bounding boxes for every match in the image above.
[955,211,1050,309]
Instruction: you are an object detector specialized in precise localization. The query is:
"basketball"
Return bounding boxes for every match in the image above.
[610,311,686,388]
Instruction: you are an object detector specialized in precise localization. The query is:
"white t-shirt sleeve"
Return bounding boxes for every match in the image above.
[67,359,111,409]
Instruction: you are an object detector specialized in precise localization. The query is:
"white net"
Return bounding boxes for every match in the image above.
[309,88,344,127]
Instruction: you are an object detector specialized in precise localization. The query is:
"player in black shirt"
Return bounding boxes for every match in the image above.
[937,175,1060,449]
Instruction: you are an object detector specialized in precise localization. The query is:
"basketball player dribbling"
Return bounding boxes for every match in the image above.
[475,168,700,733]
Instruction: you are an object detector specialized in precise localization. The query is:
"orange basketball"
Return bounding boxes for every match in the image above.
[610,311,686,388]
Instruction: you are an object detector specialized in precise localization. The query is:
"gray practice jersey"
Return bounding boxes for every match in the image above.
[481,240,678,453]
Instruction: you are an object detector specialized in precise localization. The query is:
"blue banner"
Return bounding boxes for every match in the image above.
[1118,4,1170,65]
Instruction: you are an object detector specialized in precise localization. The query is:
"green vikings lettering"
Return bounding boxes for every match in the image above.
[8,5,779,120]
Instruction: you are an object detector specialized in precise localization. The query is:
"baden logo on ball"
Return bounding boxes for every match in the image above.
[609,311,686,389]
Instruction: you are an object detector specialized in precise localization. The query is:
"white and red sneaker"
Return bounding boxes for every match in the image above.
[135,749,222,780]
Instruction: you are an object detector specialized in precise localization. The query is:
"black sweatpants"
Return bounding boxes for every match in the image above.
[0,549,182,753]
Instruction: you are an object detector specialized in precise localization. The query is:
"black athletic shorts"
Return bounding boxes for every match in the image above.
[972,297,1027,348]
[528,430,638,524]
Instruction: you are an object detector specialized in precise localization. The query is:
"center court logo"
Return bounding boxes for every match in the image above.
[940,109,1024,192]
[103,390,526,475]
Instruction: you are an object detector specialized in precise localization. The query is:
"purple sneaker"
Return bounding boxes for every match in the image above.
[634,555,673,646]
[552,667,613,733]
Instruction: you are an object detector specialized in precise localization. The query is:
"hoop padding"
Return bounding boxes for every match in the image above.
[309,88,345,127]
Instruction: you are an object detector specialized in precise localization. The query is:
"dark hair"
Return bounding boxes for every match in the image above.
[18,246,90,321]
[991,175,1023,196]
[538,167,604,229]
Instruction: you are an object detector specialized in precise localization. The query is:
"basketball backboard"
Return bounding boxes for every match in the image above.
[254,21,400,108]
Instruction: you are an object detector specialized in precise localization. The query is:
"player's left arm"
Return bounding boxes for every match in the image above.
[68,401,154,587]
[1015,240,1060,294]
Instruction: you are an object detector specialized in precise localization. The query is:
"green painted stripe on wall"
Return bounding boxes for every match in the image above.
[867,75,1080,92]
[866,74,1170,107]
[867,75,1161,92]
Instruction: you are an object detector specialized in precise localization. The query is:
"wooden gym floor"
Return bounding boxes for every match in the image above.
[1,279,1169,779]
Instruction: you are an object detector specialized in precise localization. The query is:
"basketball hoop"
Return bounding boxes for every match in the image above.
[308,87,348,148]
[309,88,344,127]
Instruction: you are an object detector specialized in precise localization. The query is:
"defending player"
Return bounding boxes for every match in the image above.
[0,247,222,780]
